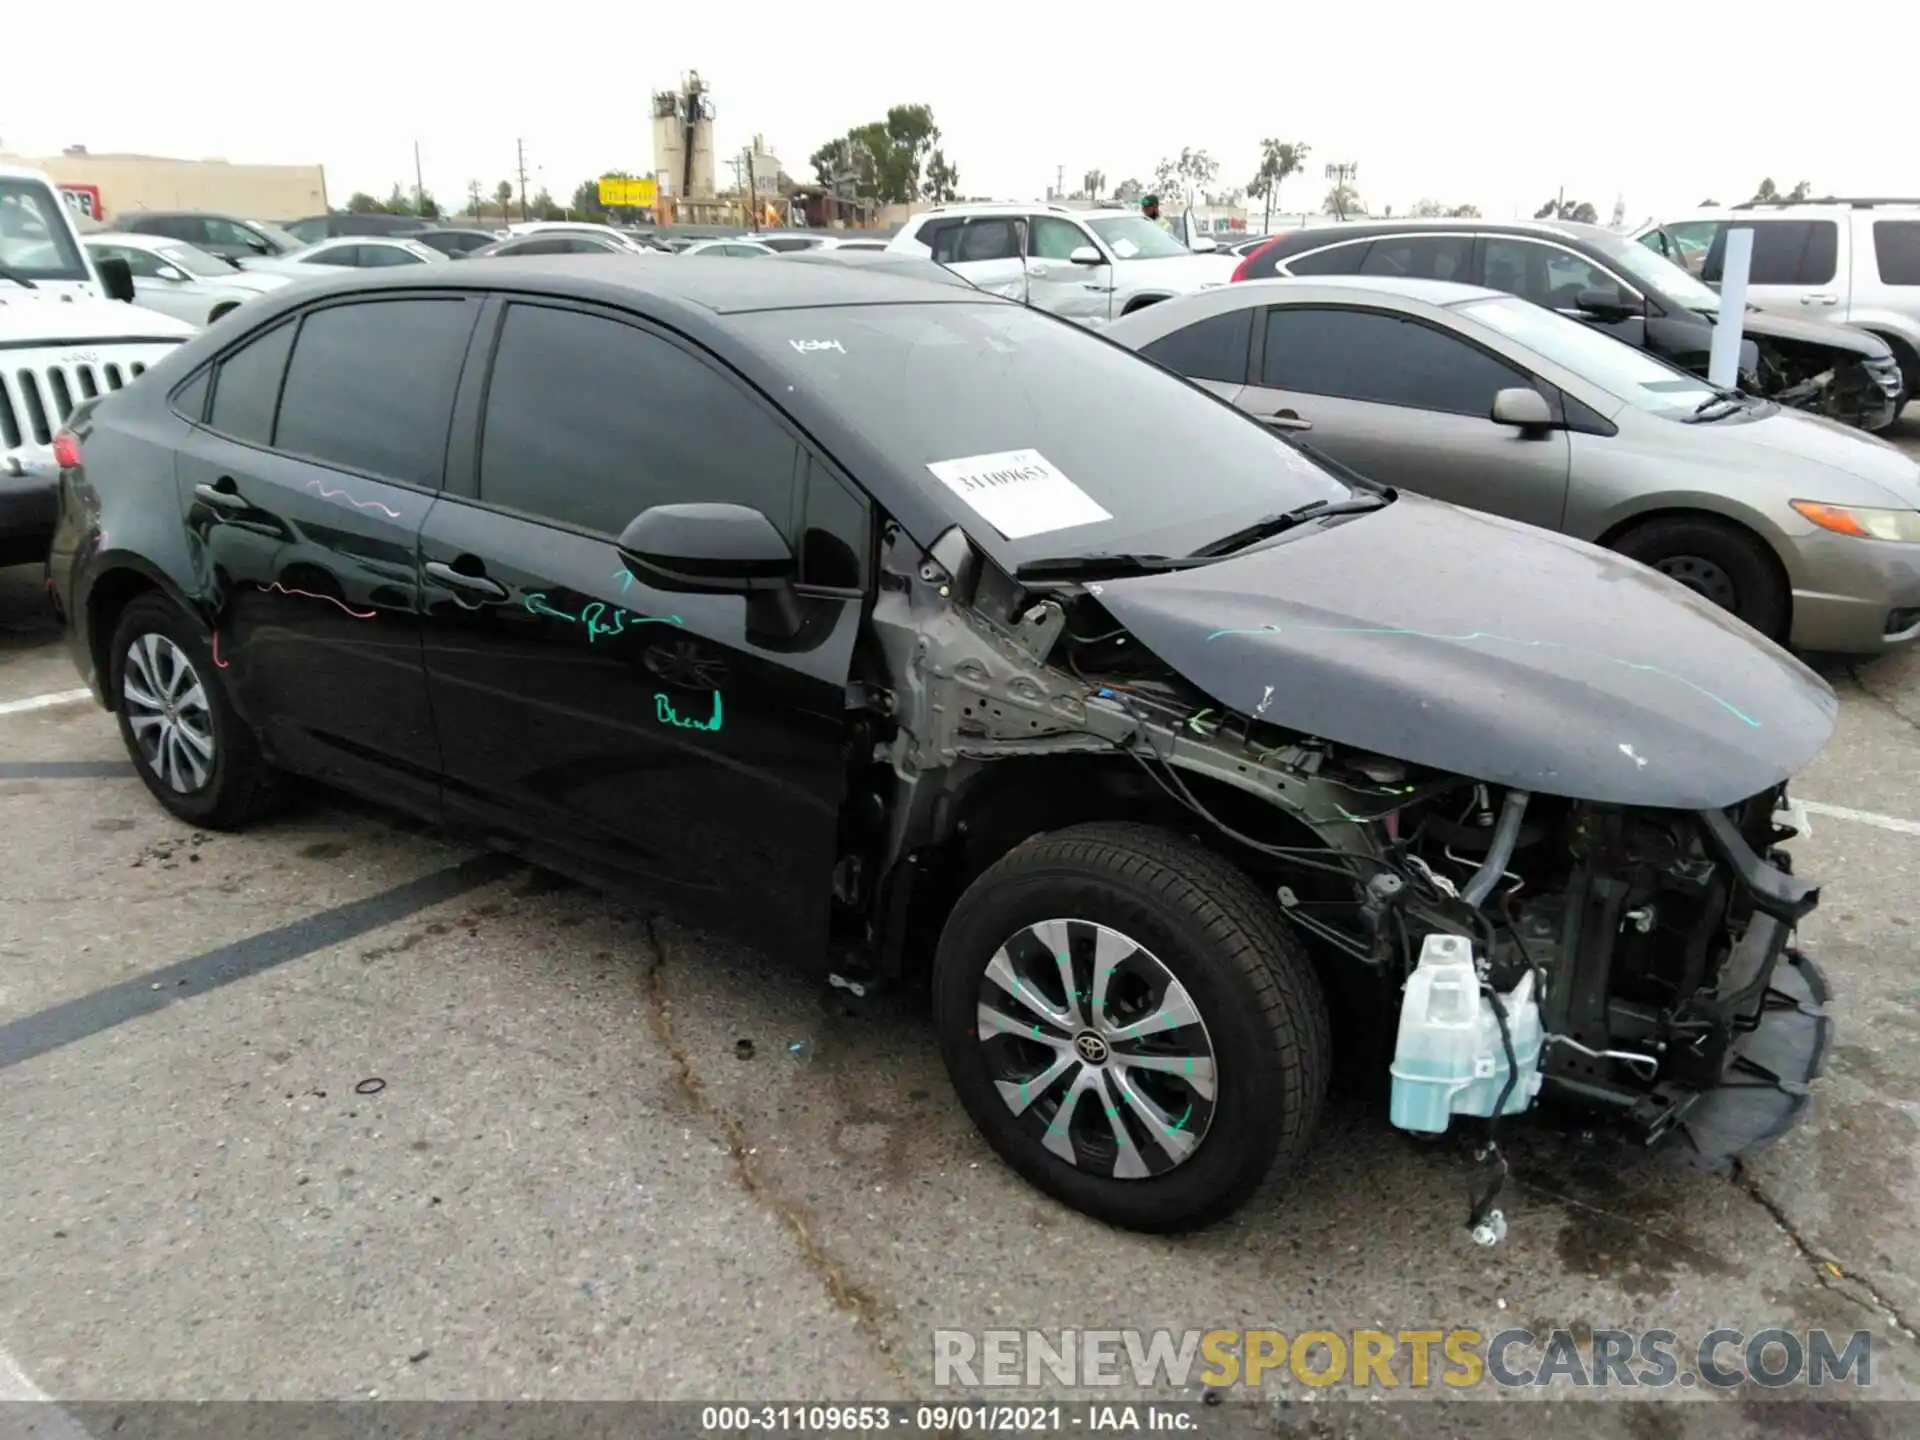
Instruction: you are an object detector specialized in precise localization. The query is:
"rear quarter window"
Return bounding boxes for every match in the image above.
[1872,221,1920,285]
[1138,308,1253,385]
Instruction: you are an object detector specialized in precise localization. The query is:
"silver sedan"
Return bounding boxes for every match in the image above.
[84,232,289,326]
[1107,275,1920,653]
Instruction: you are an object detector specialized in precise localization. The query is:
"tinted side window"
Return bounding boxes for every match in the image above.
[274,299,472,488]
[1704,221,1838,285]
[1139,308,1253,385]
[1482,239,1623,308]
[1283,241,1371,276]
[1261,307,1526,417]
[1874,221,1920,285]
[478,303,799,537]
[308,246,359,267]
[206,319,296,445]
[1359,235,1471,281]
[172,367,211,425]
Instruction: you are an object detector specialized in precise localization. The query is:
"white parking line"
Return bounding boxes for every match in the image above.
[1798,799,1920,838]
[0,689,91,718]
[0,1342,92,1440]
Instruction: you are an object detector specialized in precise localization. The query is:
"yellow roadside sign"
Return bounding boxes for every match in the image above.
[597,176,658,208]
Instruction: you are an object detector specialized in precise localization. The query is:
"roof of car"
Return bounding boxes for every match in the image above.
[251,253,997,316]
[1259,216,1611,247]
[1239,274,1506,305]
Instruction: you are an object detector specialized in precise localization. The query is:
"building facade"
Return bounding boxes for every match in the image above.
[1,150,328,222]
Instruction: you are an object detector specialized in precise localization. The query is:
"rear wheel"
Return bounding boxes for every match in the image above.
[1611,516,1789,642]
[109,594,280,828]
[932,822,1330,1233]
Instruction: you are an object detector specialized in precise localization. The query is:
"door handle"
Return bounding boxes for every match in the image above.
[424,559,508,601]
[193,479,248,511]
[1801,293,1839,305]
[1263,409,1313,431]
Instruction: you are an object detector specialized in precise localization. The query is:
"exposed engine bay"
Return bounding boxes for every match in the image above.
[843,521,1832,1237]
[1753,336,1901,432]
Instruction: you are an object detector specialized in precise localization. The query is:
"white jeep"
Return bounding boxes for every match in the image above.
[885,202,1238,327]
[2,163,195,564]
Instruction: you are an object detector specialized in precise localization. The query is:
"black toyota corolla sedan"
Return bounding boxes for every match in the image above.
[44,258,1838,1233]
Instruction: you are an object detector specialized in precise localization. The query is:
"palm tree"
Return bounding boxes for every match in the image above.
[1082,168,1105,202]
[1246,140,1310,233]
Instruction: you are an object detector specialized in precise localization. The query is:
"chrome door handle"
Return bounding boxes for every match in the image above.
[1801,293,1839,305]
[424,560,507,600]
[193,480,248,511]
[1263,410,1313,431]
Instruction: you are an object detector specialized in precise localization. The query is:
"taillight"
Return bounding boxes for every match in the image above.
[52,432,82,469]
[1231,236,1284,283]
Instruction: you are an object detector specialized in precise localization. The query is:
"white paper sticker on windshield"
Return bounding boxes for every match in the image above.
[1111,238,1141,258]
[926,449,1112,540]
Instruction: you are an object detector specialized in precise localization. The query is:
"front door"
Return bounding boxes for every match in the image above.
[171,293,480,814]
[1241,303,1572,531]
[418,297,867,956]
[929,215,1028,302]
[1025,214,1114,325]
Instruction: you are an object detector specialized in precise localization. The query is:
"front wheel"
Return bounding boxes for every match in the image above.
[932,822,1330,1233]
[1611,516,1789,642]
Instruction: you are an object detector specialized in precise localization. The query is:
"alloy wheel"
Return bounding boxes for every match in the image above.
[975,918,1217,1179]
[1654,554,1738,610]
[122,633,216,795]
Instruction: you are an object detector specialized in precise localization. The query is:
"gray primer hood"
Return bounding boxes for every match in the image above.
[1092,494,1837,808]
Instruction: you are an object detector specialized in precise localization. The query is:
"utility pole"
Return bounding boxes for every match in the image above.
[744,147,759,232]
[1056,164,1064,200]
[515,138,530,223]
[413,140,425,216]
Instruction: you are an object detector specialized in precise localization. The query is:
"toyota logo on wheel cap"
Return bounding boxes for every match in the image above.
[1074,1032,1110,1065]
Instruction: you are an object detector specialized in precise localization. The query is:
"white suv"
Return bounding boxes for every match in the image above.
[1635,200,1920,408]
[885,203,1236,327]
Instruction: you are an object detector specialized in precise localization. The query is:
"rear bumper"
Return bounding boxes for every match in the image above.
[0,454,59,562]
[1787,530,1920,654]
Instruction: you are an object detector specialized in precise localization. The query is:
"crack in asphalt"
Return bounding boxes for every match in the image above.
[640,914,913,1391]
[1844,664,1920,737]
[1732,1160,1919,1341]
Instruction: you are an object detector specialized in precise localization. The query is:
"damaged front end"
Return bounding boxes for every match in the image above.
[1754,335,1903,434]
[851,499,1837,1224]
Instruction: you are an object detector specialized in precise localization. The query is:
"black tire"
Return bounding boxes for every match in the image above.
[932,821,1331,1233]
[1610,516,1789,641]
[108,593,280,829]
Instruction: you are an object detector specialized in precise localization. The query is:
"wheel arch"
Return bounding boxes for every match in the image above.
[1596,504,1795,632]
[85,559,204,709]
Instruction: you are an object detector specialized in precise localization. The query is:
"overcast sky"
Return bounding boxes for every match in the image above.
[9,3,1914,225]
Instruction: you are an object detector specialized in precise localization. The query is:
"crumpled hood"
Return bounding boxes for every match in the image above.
[1736,306,1892,359]
[0,293,196,344]
[1698,407,1920,505]
[1093,493,1837,808]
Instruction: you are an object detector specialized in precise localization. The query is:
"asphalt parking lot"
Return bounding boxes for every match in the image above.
[5,422,1920,1436]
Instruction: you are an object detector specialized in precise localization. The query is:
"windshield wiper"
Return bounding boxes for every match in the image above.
[0,259,36,290]
[1013,552,1207,582]
[1187,492,1394,559]
[1685,390,1748,423]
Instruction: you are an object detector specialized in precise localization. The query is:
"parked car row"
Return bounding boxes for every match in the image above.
[44,255,1840,1235]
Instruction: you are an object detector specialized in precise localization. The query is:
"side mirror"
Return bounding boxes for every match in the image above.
[95,256,135,304]
[1191,235,1219,253]
[156,265,186,282]
[1491,387,1556,433]
[617,502,801,636]
[1575,285,1638,316]
[1067,245,1105,267]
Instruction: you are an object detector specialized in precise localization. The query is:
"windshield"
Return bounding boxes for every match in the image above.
[1087,216,1193,261]
[154,242,233,278]
[1458,296,1718,418]
[1592,228,1723,312]
[0,179,90,282]
[733,303,1351,564]
[245,219,304,252]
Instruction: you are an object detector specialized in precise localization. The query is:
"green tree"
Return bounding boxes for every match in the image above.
[384,183,410,214]
[530,189,564,221]
[1081,168,1105,201]
[494,180,515,223]
[345,191,381,214]
[1447,203,1481,217]
[924,149,959,203]
[1246,140,1309,232]
[467,179,484,221]
[1788,179,1813,201]
[1752,178,1779,203]
[1324,184,1362,220]
[809,104,947,206]
[416,191,440,220]
[1112,177,1144,203]
[1533,197,1597,223]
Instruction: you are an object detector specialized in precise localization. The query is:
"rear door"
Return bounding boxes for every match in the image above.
[416,296,868,956]
[928,216,1027,302]
[171,293,480,814]
[1239,303,1572,530]
[1703,217,1848,316]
